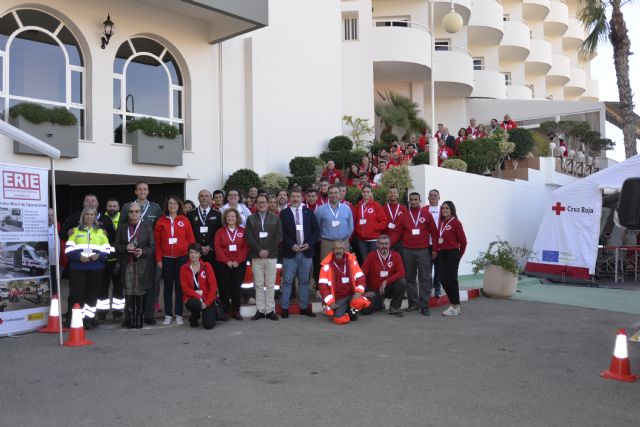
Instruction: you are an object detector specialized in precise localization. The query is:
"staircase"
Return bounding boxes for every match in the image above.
[490,156,540,181]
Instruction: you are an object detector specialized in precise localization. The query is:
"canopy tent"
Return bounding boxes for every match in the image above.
[0,119,64,344]
[525,154,640,282]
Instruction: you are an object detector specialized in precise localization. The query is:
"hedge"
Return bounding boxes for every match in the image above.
[458,138,501,175]
[10,102,77,126]
[411,152,429,166]
[289,156,324,176]
[344,186,388,205]
[508,128,535,160]
[261,172,289,193]
[442,158,468,172]
[223,169,261,193]
[328,135,353,151]
[319,149,366,170]
[127,117,179,139]
[288,175,317,191]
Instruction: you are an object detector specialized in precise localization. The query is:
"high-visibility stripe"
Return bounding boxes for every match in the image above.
[318,278,329,284]
[274,285,280,291]
[241,282,254,289]
[356,285,365,293]
[96,299,111,310]
[276,263,282,269]
[354,272,364,279]
[323,294,333,303]
[70,308,84,328]
[82,304,96,318]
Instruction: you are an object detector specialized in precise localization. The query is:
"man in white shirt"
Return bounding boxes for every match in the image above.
[221,189,252,227]
[374,161,387,185]
[427,189,442,298]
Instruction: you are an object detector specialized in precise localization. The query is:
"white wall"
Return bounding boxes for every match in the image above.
[409,160,576,274]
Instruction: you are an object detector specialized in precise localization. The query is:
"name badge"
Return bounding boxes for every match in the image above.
[229,244,237,252]
[438,238,444,245]
[341,277,349,284]
[195,290,203,296]
[332,220,340,227]
[296,224,303,231]
[388,223,396,230]
[380,271,389,278]
[200,226,208,233]
[359,219,367,225]
[259,231,268,238]
[168,237,178,244]
[411,229,420,236]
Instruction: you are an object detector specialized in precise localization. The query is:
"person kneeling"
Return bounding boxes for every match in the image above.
[360,234,407,317]
[180,243,218,329]
[318,240,370,325]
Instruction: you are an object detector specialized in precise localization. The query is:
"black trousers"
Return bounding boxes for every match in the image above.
[428,247,441,292]
[214,261,246,313]
[185,298,216,329]
[360,278,407,314]
[99,260,123,310]
[438,249,461,305]
[68,269,102,317]
[49,266,58,295]
[312,243,321,287]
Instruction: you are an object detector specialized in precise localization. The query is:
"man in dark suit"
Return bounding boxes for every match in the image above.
[186,189,222,268]
[441,127,457,152]
[279,188,320,318]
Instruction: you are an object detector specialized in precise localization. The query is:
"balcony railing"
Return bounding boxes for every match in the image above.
[503,16,529,26]
[473,64,502,72]
[505,79,526,86]
[434,45,471,55]
[372,20,431,34]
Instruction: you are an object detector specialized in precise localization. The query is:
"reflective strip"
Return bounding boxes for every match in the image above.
[323,294,333,303]
[354,271,364,279]
[96,299,111,310]
[276,263,282,269]
[49,298,60,317]
[70,308,84,328]
[82,304,96,319]
[274,285,280,291]
[318,278,329,285]
[356,285,365,293]
[241,282,254,289]
[112,298,125,305]
[64,245,77,254]
[111,302,125,310]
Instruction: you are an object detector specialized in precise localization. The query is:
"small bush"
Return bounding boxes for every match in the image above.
[372,186,389,204]
[442,158,468,172]
[223,169,261,193]
[260,172,289,193]
[411,152,430,166]
[288,175,317,191]
[10,102,77,126]
[531,131,550,157]
[127,117,179,139]
[508,128,535,160]
[345,186,361,205]
[381,133,400,146]
[289,156,324,176]
[458,138,502,175]
[328,135,353,151]
[380,165,412,193]
[369,140,390,155]
[319,150,362,170]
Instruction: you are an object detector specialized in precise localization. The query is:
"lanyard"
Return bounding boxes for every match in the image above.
[259,214,266,231]
[137,201,150,219]
[408,208,422,228]
[127,221,141,242]
[86,227,92,249]
[332,260,346,276]
[168,216,175,237]
[377,250,390,271]
[329,203,341,219]
[386,203,400,223]
[439,217,455,238]
[198,207,208,224]
[360,201,369,219]
[226,227,238,243]
[191,266,200,290]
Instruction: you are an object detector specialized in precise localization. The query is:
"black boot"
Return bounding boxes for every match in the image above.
[134,296,144,329]
[124,295,134,329]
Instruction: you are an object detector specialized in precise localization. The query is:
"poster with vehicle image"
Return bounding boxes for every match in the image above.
[0,163,49,336]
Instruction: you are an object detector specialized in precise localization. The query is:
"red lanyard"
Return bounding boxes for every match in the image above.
[386,203,400,222]
[377,250,390,271]
[226,227,238,243]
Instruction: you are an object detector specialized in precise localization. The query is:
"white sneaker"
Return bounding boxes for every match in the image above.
[442,306,460,317]
[175,315,184,325]
[163,315,172,325]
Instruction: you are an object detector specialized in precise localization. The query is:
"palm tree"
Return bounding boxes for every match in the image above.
[578,0,637,159]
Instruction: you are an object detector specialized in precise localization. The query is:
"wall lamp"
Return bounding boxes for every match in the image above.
[101,14,115,49]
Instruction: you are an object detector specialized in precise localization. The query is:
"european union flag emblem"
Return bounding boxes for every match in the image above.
[542,250,559,263]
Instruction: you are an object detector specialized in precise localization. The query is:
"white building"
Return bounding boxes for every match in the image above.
[0,0,604,203]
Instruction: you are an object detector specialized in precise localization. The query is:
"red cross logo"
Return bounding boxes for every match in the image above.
[552,202,566,216]
[0,318,3,325]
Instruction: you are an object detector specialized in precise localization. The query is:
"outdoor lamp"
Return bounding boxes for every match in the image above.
[442,8,463,33]
[101,14,115,49]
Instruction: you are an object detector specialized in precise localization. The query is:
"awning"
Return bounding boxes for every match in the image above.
[604,101,640,140]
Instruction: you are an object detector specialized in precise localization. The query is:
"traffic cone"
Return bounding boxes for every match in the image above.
[38,294,69,333]
[63,304,94,347]
[601,329,637,382]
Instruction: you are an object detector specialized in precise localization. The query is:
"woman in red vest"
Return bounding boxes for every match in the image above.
[438,201,467,317]
[180,243,218,329]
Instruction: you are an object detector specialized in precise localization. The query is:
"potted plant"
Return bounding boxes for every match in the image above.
[470,239,533,299]
[10,102,79,158]
[127,117,182,166]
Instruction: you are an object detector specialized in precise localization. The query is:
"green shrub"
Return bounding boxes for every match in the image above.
[442,158,468,172]
[381,133,399,146]
[411,152,430,166]
[319,150,363,169]
[369,140,390,155]
[344,186,361,205]
[531,131,550,156]
[289,156,324,176]
[372,186,389,204]
[223,169,261,193]
[458,138,502,175]
[380,165,412,193]
[260,173,289,193]
[10,102,77,126]
[470,239,533,276]
[288,175,317,191]
[328,135,353,151]
[127,117,179,139]
[344,186,389,204]
[508,128,535,160]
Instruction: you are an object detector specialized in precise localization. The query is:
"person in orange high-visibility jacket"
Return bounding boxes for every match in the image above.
[317,240,369,324]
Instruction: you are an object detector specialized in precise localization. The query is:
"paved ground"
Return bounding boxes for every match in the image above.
[1,297,639,426]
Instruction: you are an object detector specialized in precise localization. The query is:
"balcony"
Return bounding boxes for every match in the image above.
[525,36,552,74]
[434,46,474,97]
[433,0,472,25]
[544,0,568,37]
[470,66,506,99]
[581,78,599,101]
[523,0,551,22]
[500,18,531,61]
[546,53,571,85]
[505,80,533,99]
[372,20,432,81]
[564,66,587,96]
[563,17,586,51]
[468,0,504,45]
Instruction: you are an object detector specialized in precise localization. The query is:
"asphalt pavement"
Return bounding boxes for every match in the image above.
[1,297,639,426]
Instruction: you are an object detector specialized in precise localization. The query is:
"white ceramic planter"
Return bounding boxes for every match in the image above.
[482,264,518,298]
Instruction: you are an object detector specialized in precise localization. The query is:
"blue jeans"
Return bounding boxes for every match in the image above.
[281,253,313,310]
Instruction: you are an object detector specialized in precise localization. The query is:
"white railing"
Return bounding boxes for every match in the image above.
[434,45,471,55]
[474,64,502,72]
[372,20,431,34]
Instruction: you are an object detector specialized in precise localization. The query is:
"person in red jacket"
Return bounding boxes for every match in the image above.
[396,192,438,316]
[353,185,388,261]
[455,128,469,154]
[500,114,518,130]
[180,243,218,329]
[383,187,407,251]
[214,208,249,321]
[321,160,343,184]
[360,234,407,316]
[476,124,488,139]
[437,139,454,166]
[438,201,467,317]
[154,196,196,325]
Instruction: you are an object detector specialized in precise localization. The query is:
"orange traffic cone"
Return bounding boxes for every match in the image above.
[63,304,94,347]
[39,294,69,333]
[601,329,637,382]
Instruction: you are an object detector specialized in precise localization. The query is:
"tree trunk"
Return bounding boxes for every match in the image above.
[610,2,637,158]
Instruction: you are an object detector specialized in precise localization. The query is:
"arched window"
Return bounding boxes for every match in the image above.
[0,9,85,138]
[113,37,184,146]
